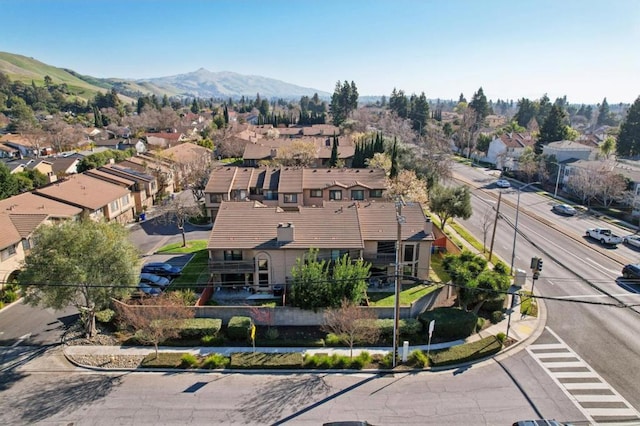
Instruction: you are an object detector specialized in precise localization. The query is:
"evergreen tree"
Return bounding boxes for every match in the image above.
[459,93,467,103]
[536,104,569,154]
[330,80,359,126]
[514,98,538,128]
[0,162,19,200]
[329,135,339,167]
[191,98,199,114]
[390,138,399,179]
[162,94,169,108]
[409,92,429,134]
[617,96,640,157]
[597,97,615,126]
[537,94,552,126]
[469,87,490,122]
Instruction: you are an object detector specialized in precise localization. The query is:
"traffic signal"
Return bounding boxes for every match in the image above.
[530,257,540,270]
[536,258,543,272]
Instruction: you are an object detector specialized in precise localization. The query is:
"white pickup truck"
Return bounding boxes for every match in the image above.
[586,228,623,245]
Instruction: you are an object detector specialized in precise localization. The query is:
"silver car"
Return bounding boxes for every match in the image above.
[551,204,576,216]
[623,235,640,249]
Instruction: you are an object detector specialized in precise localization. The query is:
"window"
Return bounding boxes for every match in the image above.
[210,194,223,203]
[120,194,130,207]
[283,193,298,203]
[331,249,349,261]
[22,239,31,251]
[329,190,342,200]
[1,244,17,261]
[264,190,278,201]
[369,189,383,198]
[224,250,242,261]
[250,187,263,196]
[310,189,323,198]
[351,190,365,200]
[256,255,270,288]
[109,200,119,213]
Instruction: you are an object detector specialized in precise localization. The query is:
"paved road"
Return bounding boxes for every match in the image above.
[0,351,589,426]
[452,163,640,419]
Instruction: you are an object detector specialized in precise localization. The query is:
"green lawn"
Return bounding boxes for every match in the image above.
[157,240,208,254]
[170,249,210,292]
[367,284,438,307]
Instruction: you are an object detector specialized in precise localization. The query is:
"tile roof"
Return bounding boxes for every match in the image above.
[302,168,387,189]
[208,201,363,250]
[47,156,79,175]
[35,173,130,210]
[498,132,535,148]
[85,168,136,187]
[278,168,304,193]
[207,200,432,251]
[0,214,22,250]
[0,192,82,217]
[8,213,49,238]
[159,142,213,164]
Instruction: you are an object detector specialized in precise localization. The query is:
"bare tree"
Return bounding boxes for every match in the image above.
[480,207,494,253]
[42,115,85,152]
[154,195,202,247]
[114,293,194,359]
[566,165,599,206]
[321,299,380,358]
[275,140,317,167]
[174,156,213,203]
[594,168,627,207]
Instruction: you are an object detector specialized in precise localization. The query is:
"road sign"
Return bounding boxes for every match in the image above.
[428,320,435,338]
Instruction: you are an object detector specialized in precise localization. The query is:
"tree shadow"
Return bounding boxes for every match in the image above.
[11,374,123,423]
[238,374,332,424]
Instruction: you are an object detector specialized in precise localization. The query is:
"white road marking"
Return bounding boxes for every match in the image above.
[11,333,31,347]
[527,327,640,424]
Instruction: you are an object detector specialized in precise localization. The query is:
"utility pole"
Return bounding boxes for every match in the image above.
[393,199,405,368]
[488,191,502,261]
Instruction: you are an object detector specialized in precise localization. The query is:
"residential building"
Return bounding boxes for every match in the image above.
[485,132,536,169]
[542,140,595,163]
[203,167,388,219]
[207,200,434,293]
[34,174,135,223]
[242,136,354,167]
[96,163,158,212]
[0,192,82,285]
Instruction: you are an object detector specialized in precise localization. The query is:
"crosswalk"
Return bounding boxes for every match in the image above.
[527,327,640,425]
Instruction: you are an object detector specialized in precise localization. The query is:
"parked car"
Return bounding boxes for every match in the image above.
[623,234,640,249]
[551,204,576,216]
[137,282,162,296]
[496,179,511,188]
[621,263,640,280]
[141,262,182,278]
[139,273,171,289]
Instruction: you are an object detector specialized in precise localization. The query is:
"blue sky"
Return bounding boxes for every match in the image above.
[1,0,639,104]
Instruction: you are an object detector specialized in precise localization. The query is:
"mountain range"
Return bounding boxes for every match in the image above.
[0,51,331,101]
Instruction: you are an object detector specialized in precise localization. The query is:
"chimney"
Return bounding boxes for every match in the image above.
[277,222,295,243]
[424,217,433,235]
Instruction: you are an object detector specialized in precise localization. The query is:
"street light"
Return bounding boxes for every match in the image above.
[392,198,405,368]
[509,182,540,275]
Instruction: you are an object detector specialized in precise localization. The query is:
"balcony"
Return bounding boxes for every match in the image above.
[209,260,255,273]
[363,253,396,265]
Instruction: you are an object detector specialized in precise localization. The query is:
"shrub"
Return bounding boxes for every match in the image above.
[202,353,230,369]
[176,289,198,305]
[180,353,199,368]
[230,352,303,369]
[493,261,509,275]
[408,350,429,368]
[325,333,346,346]
[95,309,115,324]
[490,310,504,324]
[227,316,252,341]
[476,317,486,332]
[0,301,4,310]
[265,327,280,340]
[180,318,222,338]
[375,318,423,341]
[429,336,502,367]
[481,295,506,312]
[378,352,394,369]
[201,334,224,346]
[418,308,478,340]
[496,332,506,343]
[303,352,370,369]
[2,289,18,303]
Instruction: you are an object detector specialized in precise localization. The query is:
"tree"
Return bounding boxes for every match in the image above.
[330,80,358,126]
[289,249,370,310]
[114,293,194,359]
[480,207,494,253]
[475,134,492,154]
[597,97,615,126]
[174,155,213,203]
[536,104,569,154]
[18,220,140,337]
[0,162,19,199]
[469,87,490,123]
[517,146,539,183]
[428,184,472,229]
[514,98,537,128]
[600,136,616,159]
[154,195,202,247]
[322,299,380,358]
[617,96,640,157]
[274,140,317,167]
[386,169,429,204]
[328,135,339,167]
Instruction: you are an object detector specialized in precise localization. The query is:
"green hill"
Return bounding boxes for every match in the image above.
[0,52,136,103]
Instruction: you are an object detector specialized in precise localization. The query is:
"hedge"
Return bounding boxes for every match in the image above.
[141,352,189,368]
[429,336,502,367]
[481,295,506,313]
[375,318,423,340]
[227,316,252,341]
[230,352,303,369]
[180,318,222,338]
[418,308,478,340]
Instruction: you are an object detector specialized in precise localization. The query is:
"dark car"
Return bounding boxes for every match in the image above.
[139,272,171,289]
[137,282,162,296]
[141,262,182,278]
[621,264,640,280]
